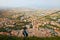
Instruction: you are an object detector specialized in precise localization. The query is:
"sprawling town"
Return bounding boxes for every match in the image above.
[0,8,60,38]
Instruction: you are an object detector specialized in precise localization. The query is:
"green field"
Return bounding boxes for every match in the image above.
[0,35,60,40]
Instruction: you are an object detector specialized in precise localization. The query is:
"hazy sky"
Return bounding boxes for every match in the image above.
[0,0,60,9]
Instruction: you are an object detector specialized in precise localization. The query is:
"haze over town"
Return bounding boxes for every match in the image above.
[0,0,60,9]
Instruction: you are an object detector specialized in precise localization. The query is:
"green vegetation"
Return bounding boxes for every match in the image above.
[0,28,7,32]
[0,35,60,40]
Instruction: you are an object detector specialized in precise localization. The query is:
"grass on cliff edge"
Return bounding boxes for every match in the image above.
[0,35,60,40]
